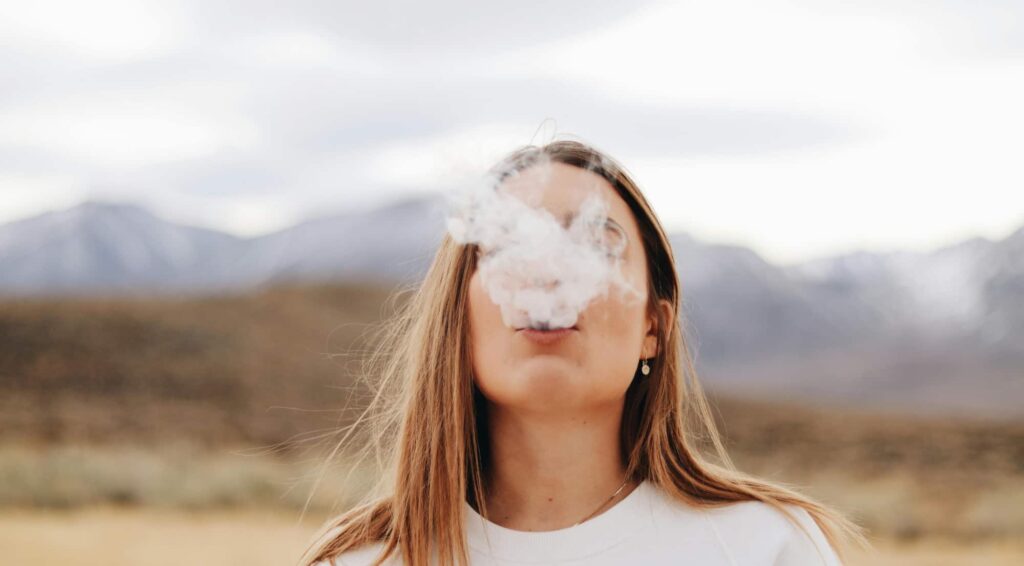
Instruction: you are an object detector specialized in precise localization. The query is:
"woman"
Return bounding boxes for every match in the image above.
[301,139,869,565]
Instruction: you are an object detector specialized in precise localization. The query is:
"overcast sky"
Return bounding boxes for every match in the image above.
[1,0,1022,265]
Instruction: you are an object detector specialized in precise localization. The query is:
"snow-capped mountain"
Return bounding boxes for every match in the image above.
[0,196,448,296]
[234,194,448,287]
[0,196,1020,418]
[1,198,1019,355]
[781,229,1024,354]
[0,200,246,296]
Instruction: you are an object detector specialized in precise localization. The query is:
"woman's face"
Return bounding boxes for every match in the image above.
[467,162,662,414]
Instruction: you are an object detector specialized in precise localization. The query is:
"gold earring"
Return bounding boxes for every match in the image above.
[641,358,650,376]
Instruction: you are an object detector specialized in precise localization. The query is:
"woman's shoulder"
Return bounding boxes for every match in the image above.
[702,498,809,528]
[704,501,842,565]
[645,482,793,524]
[646,486,841,565]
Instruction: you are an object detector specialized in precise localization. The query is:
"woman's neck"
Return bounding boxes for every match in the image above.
[480,401,637,531]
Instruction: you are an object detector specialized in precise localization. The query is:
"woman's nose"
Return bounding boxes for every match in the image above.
[529,275,561,291]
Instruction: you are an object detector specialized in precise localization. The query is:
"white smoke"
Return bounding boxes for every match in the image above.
[444,149,644,331]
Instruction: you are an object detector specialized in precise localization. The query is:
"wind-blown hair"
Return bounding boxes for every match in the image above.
[300,138,870,566]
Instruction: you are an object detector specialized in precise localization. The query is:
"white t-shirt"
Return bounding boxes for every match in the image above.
[317,480,842,565]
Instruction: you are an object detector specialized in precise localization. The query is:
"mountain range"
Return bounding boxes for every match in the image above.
[1,197,1021,419]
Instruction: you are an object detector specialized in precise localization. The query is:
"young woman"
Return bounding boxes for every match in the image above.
[301,139,869,565]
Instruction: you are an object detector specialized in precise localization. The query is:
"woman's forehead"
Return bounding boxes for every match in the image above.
[499,162,634,230]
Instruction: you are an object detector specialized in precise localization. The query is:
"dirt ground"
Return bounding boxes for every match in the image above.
[2,284,1021,565]
[3,506,1022,566]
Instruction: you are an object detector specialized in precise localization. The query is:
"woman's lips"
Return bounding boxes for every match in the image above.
[515,325,579,345]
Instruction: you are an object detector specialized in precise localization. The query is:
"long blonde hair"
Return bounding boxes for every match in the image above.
[300,139,870,565]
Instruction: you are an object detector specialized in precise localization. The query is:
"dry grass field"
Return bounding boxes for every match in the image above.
[1,282,1021,564]
[2,507,1023,566]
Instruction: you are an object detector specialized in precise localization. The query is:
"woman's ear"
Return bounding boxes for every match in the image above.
[642,298,673,359]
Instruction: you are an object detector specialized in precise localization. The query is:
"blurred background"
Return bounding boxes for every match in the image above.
[1,1,1022,564]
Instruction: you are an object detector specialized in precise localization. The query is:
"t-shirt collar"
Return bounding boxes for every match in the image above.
[463,480,653,563]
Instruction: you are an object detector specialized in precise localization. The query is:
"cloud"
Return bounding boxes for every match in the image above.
[0,0,188,61]
[0,0,1018,256]
[804,0,1024,60]
[0,30,863,207]
[190,0,658,53]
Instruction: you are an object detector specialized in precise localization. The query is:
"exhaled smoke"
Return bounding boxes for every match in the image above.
[444,149,644,331]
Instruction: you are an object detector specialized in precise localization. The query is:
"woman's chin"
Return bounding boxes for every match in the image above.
[514,358,580,382]
[499,367,590,406]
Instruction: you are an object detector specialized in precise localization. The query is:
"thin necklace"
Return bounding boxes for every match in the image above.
[570,476,632,527]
